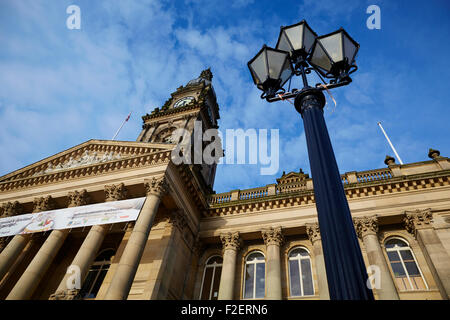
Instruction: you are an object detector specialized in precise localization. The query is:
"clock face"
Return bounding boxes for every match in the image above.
[173,96,195,108]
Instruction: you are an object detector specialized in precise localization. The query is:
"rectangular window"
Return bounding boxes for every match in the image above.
[289,260,301,296]
[301,259,314,295]
[244,264,254,299]
[255,263,265,298]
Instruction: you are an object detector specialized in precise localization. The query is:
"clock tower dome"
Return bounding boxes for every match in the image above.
[137,68,221,188]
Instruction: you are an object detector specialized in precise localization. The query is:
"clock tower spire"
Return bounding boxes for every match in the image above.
[137,68,221,188]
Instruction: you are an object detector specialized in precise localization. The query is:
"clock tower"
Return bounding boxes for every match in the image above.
[137,68,221,189]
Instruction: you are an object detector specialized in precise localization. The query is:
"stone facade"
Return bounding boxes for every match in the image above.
[0,70,449,300]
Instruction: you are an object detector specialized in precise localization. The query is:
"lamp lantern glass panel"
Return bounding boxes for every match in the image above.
[248,46,292,93]
[309,29,359,78]
[276,21,317,59]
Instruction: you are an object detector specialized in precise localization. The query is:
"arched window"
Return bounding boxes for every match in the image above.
[79,248,115,299]
[199,256,223,300]
[244,251,265,299]
[385,238,428,291]
[288,247,314,297]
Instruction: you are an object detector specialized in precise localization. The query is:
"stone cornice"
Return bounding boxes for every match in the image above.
[205,170,449,217]
[261,227,284,246]
[353,215,379,239]
[404,208,434,236]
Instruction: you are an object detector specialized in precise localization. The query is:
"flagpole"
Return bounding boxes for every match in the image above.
[112,112,132,141]
[377,121,404,165]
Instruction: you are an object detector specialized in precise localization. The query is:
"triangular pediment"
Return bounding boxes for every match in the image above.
[276,169,310,185]
[0,139,173,183]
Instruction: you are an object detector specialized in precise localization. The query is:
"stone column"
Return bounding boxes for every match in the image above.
[104,176,168,300]
[306,223,330,300]
[50,188,114,300]
[404,209,450,300]
[353,216,399,300]
[6,196,69,300]
[149,209,187,299]
[0,202,25,279]
[217,232,241,300]
[262,227,283,300]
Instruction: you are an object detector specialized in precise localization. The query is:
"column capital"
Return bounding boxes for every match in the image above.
[67,189,90,207]
[404,208,433,236]
[49,289,80,300]
[220,232,242,252]
[353,215,379,239]
[33,195,55,213]
[104,183,128,202]
[144,176,169,197]
[306,222,321,243]
[1,201,23,218]
[262,227,284,247]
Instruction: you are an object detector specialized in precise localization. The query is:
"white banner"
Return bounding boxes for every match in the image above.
[0,197,146,237]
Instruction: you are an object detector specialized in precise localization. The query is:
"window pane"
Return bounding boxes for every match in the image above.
[248,252,264,261]
[201,267,214,300]
[404,261,420,276]
[79,269,98,298]
[391,262,406,277]
[244,264,254,299]
[207,256,223,265]
[90,268,108,297]
[301,259,314,296]
[387,251,400,262]
[386,239,408,249]
[290,248,309,258]
[211,266,222,300]
[400,250,414,261]
[255,263,265,298]
[289,259,301,296]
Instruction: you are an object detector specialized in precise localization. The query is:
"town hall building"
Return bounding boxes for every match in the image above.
[0,69,449,300]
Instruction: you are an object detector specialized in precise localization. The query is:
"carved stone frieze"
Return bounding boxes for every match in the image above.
[33,151,122,177]
[262,227,284,247]
[353,215,379,239]
[104,183,127,202]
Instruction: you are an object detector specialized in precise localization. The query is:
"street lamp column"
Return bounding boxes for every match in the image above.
[295,88,373,300]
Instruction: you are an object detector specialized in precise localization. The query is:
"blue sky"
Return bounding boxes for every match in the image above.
[0,0,449,194]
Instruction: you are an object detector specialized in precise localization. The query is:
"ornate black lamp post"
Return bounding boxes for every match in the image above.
[248,20,374,300]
